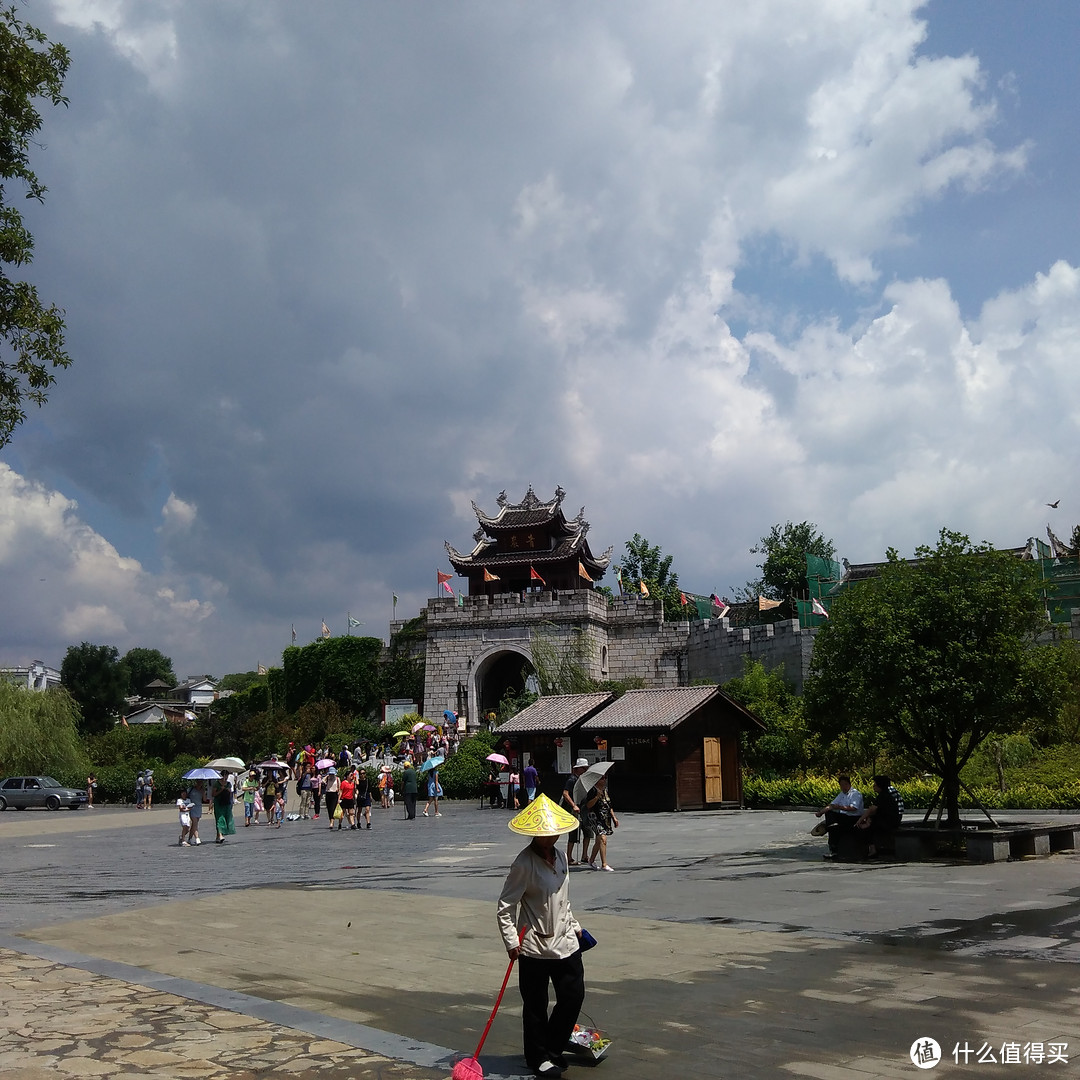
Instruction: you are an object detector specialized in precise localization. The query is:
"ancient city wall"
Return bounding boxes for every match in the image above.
[686,616,818,693]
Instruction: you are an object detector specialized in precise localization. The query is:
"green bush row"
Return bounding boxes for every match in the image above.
[744,774,1080,811]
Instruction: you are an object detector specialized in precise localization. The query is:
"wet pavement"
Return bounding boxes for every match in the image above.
[3,802,1080,1077]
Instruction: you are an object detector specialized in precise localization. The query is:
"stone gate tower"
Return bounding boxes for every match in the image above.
[419,487,688,725]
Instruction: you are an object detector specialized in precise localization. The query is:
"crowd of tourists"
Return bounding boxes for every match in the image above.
[170,731,456,847]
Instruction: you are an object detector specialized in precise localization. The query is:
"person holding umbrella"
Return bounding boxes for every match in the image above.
[422,755,444,817]
[212,775,235,844]
[496,794,588,1078]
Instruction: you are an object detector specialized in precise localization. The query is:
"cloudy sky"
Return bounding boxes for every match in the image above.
[2,0,1078,679]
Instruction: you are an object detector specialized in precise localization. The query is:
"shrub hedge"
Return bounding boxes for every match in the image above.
[743,774,1080,811]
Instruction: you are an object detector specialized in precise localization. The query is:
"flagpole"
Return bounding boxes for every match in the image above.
[347,611,351,637]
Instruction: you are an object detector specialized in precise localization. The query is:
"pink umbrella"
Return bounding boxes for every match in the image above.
[316,758,335,769]
[485,753,509,766]
[411,721,427,733]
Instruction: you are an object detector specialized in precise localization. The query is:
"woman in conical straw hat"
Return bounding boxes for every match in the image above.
[496,794,587,1078]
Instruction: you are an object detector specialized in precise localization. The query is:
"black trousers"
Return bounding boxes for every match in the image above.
[403,792,416,819]
[824,810,859,849]
[324,792,339,821]
[518,950,585,1069]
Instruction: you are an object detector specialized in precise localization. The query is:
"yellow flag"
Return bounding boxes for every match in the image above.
[578,561,593,582]
[639,580,650,597]
[758,596,782,611]
[484,568,500,581]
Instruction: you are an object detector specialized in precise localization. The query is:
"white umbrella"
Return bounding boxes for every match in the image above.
[183,767,223,781]
[574,760,614,805]
[207,757,247,772]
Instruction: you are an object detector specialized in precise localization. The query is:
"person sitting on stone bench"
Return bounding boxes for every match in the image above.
[811,774,864,857]
[855,775,905,858]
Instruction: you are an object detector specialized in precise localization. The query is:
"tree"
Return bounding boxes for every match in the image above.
[530,625,594,696]
[215,670,266,695]
[0,6,71,448]
[723,660,816,776]
[805,529,1068,827]
[616,533,687,621]
[0,681,88,778]
[744,521,836,602]
[60,642,128,735]
[122,647,176,696]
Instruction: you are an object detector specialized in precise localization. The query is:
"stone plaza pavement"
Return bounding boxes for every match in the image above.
[4,802,1080,1078]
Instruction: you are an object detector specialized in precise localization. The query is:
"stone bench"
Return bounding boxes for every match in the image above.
[895,822,1080,863]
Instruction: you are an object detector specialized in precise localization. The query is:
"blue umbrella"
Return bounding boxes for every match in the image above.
[418,755,444,774]
[183,767,223,781]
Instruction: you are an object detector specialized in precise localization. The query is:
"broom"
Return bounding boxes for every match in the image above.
[452,926,528,1080]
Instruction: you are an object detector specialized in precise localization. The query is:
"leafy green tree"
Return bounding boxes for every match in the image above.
[616,533,687,621]
[282,635,384,719]
[60,642,129,735]
[121,647,176,696]
[724,659,816,776]
[529,625,594,696]
[805,529,1069,827]
[743,521,836,602]
[215,670,266,694]
[0,6,71,448]
[0,682,88,778]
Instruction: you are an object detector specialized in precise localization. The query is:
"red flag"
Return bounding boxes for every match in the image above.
[437,570,452,585]
[680,592,688,606]
[483,568,500,582]
[530,566,546,585]
[442,580,455,596]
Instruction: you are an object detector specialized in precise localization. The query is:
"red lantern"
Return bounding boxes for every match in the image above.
[504,740,511,750]
[555,738,563,747]
[658,733,668,746]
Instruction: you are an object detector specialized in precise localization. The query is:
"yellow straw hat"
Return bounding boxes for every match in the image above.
[508,793,580,837]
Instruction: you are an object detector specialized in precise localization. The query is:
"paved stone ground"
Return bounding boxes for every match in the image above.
[0,949,446,1080]
[4,802,1080,1078]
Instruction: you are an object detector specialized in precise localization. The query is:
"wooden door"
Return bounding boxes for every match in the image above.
[703,737,723,803]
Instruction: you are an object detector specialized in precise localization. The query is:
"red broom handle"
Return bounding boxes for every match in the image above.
[472,926,528,1059]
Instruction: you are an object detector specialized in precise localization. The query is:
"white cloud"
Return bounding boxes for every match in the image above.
[8,1,1074,673]
[0,464,215,666]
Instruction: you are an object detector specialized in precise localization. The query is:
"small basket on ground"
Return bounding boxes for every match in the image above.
[566,1014,610,1063]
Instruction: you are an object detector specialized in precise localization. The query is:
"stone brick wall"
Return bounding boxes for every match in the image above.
[686,616,818,692]
[410,592,824,725]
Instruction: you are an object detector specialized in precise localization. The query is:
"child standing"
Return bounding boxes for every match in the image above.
[241,770,258,826]
[177,787,194,846]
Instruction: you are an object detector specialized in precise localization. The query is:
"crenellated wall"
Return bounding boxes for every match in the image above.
[686,616,818,692]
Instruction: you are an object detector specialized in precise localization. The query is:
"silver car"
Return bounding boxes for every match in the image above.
[0,776,89,811]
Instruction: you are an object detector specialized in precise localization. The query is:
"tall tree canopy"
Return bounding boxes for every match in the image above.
[0,681,88,778]
[122,647,176,696]
[60,642,128,735]
[745,521,836,601]
[616,533,686,621]
[0,6,71,448]
[805,529,1069,827]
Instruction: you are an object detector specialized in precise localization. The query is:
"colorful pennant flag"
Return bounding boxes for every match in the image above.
[437,570,452,585]
[680,592,688,606]
[758,596,783,611]
[530,566,546,585]
[484,568,500,581]
[811,596,829,619]
[711,594,730,618]
[257,663,267,675]
[348,615,362,628]
[291,624,296,644]
[442,580,455,596]
[639,580,650,597]
[321,619,331,638]
[578,561,593,582]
